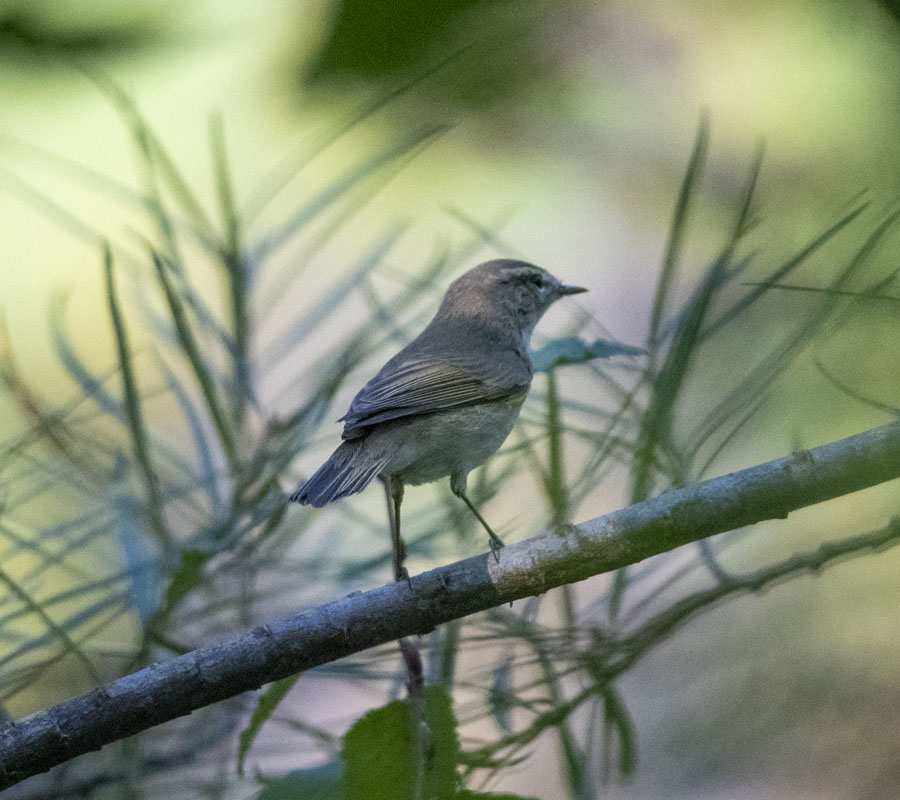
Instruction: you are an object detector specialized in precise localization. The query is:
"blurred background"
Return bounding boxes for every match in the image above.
[1,1,899,798]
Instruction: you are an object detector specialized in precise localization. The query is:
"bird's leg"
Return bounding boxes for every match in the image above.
[451,475,505,562]
[392,481,411,586]
[457,491,505,561]
[381,475,409,584]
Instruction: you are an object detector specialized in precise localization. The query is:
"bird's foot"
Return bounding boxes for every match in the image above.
[488,533,505,563]
[395,565,412,589]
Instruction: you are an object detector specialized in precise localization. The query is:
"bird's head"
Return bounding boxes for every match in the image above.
[440,259,587,339]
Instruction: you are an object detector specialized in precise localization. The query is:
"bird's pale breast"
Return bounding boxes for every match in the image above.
[374,395,526,486]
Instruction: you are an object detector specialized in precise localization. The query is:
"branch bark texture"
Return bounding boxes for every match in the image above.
[3,420,900,788]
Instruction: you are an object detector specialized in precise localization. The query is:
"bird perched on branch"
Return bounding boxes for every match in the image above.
[291,259,587,582]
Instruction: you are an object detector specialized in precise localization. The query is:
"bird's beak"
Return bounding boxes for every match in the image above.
[557,283,588,296]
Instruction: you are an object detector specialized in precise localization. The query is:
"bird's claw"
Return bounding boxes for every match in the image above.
[398,566,411,589]
[488,535,504,563]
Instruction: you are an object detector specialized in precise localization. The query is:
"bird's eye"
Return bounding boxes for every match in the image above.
[528,274,545,288]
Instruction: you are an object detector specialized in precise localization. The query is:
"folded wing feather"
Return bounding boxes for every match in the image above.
[340,351,530,439]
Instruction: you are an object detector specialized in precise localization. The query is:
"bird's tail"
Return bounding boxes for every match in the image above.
[290,440,388,507]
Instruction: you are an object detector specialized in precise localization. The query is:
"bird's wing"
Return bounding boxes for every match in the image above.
[339,351,530,439]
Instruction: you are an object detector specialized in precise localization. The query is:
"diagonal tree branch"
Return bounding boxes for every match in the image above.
[2,420,900,788]
[460,518,900,766]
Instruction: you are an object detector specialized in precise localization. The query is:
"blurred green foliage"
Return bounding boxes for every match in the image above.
[0,4,164,63]
[1,2,900,798]
[3,99,898,798]
[310,0,492,78]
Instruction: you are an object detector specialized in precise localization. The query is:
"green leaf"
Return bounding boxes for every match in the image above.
[87,69,215,236]
[111,454,162,627]
[603,687,637,778]
[530,338,645,373]
[239,674,303,775]
[160,549,211,616]
[343,685,459,800]
[151,249,238,469]
[51,294,125,419]
[257,123,448,261]
[161,363,225,513]
[257,760,344,800]
[0,565,101,685]
[489,658,513,734]
[103,244,169,547]
[648,111,709,348]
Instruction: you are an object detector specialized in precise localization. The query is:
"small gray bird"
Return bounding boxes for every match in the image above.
[290,259,586,581]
